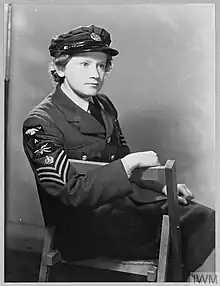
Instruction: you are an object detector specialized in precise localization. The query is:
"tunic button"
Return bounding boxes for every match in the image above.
[81,154,87,161]
[107,137,111,143]
[110,154,115,160]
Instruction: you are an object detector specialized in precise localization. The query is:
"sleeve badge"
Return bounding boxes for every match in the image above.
[34,143,52,158]
[25,126,42,136]
[44,155,54,165]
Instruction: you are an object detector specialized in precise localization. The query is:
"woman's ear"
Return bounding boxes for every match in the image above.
[54,64,65,78]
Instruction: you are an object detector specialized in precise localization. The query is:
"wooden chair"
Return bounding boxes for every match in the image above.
[38,160,182,282]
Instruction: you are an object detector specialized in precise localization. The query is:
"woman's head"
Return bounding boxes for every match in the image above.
[49,51,113,84]
[50,51,113,98]
[48,24,118,97]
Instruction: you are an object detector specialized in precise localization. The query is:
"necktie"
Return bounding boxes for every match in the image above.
[88,98,105,128]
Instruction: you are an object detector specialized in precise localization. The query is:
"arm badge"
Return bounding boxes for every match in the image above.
[34,143,52,158]
[25,126,42,136]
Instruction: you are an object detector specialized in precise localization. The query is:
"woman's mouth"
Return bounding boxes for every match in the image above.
[85,82,99,86]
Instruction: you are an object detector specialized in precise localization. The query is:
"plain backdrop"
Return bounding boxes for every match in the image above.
[6,3,215,228]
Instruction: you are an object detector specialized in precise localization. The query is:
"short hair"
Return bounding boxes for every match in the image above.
[48,53,113,84]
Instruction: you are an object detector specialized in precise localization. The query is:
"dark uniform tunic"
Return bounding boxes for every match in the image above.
[23,84,215,279]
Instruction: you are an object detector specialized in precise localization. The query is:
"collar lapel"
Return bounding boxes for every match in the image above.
[101,109,114,138]
[79,112,106,134]
[94,96,114,138]
[51,84,106,134]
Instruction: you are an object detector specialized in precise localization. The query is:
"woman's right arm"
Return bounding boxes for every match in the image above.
[23,116,133,210]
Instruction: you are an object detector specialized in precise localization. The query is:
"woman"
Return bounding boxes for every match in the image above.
[23,24,215,281]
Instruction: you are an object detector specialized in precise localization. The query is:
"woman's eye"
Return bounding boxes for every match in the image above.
[81,62,89,67]
[99,64,106,70]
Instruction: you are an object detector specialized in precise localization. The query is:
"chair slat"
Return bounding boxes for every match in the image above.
[70,159,165,182]
[71,257,158,277]
[165,160,182,281]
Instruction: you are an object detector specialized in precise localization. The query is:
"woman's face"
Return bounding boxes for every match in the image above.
[59,51,108,98]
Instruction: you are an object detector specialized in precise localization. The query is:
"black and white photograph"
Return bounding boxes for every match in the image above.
[4,2,217,283]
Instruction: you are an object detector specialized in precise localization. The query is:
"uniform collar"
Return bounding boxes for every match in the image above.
[51,84,113,136]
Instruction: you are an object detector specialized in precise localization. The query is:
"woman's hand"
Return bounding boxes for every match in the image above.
[121,151,160,172]
[162,183,194,205]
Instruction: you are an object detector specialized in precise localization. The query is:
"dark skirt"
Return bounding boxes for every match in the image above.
[55,186,215,281]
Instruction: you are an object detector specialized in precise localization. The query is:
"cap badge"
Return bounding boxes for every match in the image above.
[90,33,102,42]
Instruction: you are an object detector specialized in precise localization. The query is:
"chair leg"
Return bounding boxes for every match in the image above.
[39,260,51,282]
[157,215,170,282]
[39,226,55,282]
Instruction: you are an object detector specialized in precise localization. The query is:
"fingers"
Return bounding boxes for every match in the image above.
[162,192,188,205]
[139,150,161,167]
[177,184,194,205]
[156,157,161,166]
[162,184,194,203]
[162,183,194,205]
[150,151,161,166]
[178,195,188,205]
[177,184,193,198]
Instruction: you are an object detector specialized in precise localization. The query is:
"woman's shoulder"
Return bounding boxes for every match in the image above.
[23,94,56,128]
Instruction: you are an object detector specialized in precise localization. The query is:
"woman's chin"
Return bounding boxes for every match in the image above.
[79,88,100,98]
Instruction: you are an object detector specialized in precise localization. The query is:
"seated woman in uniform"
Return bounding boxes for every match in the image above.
[22,24,215,281]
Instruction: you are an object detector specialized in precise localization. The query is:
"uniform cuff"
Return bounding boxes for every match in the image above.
[121,158,132,179]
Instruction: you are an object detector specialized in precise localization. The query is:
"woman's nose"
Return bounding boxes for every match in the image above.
[89,65,100,78]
